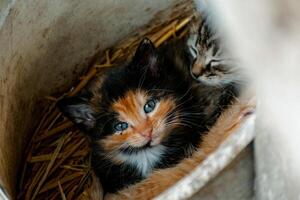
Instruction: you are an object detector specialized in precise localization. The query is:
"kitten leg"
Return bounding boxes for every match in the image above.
[104,95,256,200]
[86,172,104,200]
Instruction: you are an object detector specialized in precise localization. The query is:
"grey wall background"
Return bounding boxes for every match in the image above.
[0,0,13,28]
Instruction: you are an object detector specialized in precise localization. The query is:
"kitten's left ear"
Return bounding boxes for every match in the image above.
[132,38,159,76]
[57,96,96,131]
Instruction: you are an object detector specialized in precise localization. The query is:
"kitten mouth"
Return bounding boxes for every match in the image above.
[140,139,156,148]
[120,136,163,154]
[120,140,154,154]
[144,141,152,148]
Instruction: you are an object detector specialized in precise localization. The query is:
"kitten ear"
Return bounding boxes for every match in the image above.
[132,38,159,76]
[57,96,96,131]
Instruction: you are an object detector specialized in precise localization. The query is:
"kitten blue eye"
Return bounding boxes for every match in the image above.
[114,122,128,132]
[144,99,157,114]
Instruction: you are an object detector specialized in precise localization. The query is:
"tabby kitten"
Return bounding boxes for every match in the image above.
[57,37,240,194]
[187,15,245,86]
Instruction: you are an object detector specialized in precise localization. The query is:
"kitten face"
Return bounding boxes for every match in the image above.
[100,90,177,153]
[187,18,241,86]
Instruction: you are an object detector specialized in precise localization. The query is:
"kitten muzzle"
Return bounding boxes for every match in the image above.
[138,128,153,140]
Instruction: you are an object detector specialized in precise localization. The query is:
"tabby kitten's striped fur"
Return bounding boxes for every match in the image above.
[187,15,245,87]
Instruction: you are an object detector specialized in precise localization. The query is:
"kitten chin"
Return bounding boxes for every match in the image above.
[116,145,166,177]
[58,37,241,193]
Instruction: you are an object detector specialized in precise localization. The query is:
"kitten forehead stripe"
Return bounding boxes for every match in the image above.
[112,90,146,123]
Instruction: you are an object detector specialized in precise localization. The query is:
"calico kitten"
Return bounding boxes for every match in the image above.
[57,37,240,194]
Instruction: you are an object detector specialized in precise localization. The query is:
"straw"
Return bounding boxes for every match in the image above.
[58,180,67,200]
[34,121,74,142]
[30,135,66,200]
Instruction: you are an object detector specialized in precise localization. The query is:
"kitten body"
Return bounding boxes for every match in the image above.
[58,36,240,193]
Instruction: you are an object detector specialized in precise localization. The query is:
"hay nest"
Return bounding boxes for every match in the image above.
[17,14,194,200]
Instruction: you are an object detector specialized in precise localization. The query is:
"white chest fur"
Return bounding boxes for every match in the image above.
[117,145,165,177]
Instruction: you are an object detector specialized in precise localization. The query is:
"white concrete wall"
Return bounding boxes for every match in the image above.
[0,0,13,28]
[208,0,300,199]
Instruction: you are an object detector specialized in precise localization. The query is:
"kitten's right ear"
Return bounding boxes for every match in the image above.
[57,96,96,131]
[131,38,159,76]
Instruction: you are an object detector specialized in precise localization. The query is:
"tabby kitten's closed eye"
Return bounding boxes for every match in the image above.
[58,37,240,194]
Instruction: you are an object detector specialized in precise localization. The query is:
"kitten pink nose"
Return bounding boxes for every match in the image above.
[139,129,153,139]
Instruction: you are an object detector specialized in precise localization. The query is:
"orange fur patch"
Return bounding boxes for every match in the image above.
[112,90,145,123]
[100,90,177,155]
